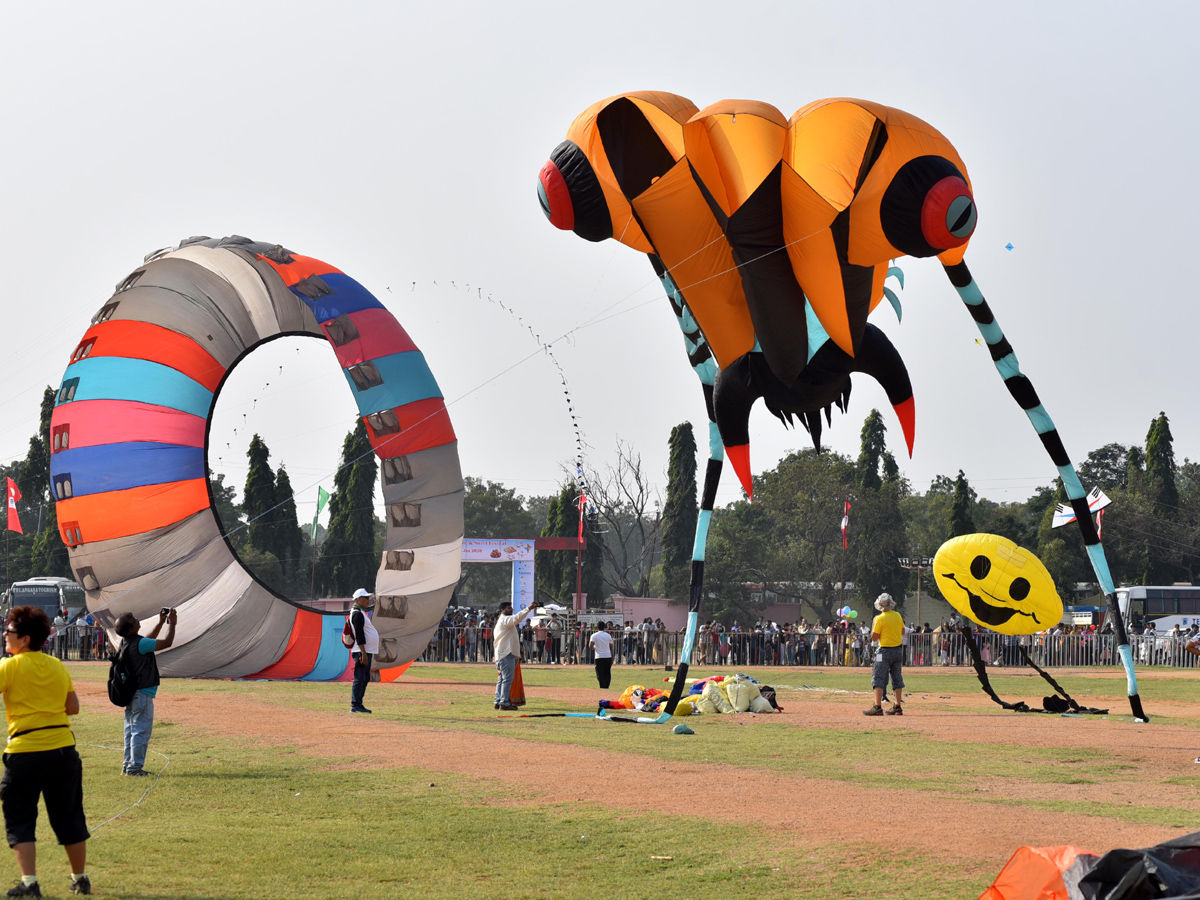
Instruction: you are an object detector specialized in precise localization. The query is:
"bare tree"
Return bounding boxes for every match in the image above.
[584,441,663,597]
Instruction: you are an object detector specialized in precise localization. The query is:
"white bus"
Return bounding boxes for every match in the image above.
[1116,585,1200,631]
[2,577,87,622]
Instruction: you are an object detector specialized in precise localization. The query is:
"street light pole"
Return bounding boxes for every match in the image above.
[898,549,933,624]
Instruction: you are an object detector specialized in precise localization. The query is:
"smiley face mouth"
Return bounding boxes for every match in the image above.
[942,574,1040,628]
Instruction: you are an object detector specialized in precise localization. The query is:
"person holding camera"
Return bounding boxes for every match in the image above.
[1,606,91,896]
[112,608,176,777]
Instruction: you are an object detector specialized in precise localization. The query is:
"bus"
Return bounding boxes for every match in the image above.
[2,577,87,622]
[1116,585,1200,632]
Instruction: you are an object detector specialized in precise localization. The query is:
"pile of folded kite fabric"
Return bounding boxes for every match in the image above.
[598,675,781,716]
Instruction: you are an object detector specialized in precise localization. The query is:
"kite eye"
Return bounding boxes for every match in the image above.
[1009,578,1031,602]
[970,555,991,580]
[880,155,975,257]
[540,140,613,243]
[920,176,976,249]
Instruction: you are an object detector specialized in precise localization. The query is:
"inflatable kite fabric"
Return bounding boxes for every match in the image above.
[978,830,1200,900]
[934,534,1063,636]
[539,94,1147,721]
[50,236,463,680]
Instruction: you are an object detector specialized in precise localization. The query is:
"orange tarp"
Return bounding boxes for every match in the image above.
[977,845,1093,900]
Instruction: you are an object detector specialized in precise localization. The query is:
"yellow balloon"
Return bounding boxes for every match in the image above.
[932,534,1062,635]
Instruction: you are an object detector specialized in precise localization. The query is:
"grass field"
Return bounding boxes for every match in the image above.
[11,662,1199,899]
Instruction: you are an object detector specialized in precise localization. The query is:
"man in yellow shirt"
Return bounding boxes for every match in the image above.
[864,593,905,717]
[0,606,90,896]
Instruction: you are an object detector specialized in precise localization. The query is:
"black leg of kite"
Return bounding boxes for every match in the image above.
[1016,646,1108,715]
[959,626,1032,712]
[648,256,720,722]
[944,262,1148,723]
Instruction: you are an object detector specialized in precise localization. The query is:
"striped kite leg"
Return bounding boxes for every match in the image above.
[944,261,1148,722]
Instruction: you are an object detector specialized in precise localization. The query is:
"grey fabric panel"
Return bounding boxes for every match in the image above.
[380,442,465,505]
[133,257,262,346]
[374,584,455,639]
[157,583,293,678]
[196,594,299,679]
[384,490,464,550]
[72,511,231,619]
[167,246,283,341]
[373,622,439,668]
[230,249,326,337]
[104,283,245,367]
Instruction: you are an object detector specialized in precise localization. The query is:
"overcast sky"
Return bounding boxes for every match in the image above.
[3,2,1197,527]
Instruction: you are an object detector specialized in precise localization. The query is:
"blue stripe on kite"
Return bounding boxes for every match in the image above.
[994,353,1021,381]
[707,420,724,461]
[343,350,443,416]
[695,358,718,387]
[680,610,698,664]
[692,509,712,562]
[1117,643,1139,697]
[1058,465,1086,500]
[292,272,386,324]
[60,358,213,418]
[955,280,985,306]
[1025,404,1055,435]
[1086,543,1116,596]
[977,319,1004,345]
[805,299,831,362]
[50,442,204,497]
[301,615,356,681]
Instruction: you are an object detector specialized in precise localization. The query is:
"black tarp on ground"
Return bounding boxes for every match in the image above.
[1063,831,1200,900]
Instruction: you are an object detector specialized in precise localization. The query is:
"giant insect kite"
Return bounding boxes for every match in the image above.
[538,94,1147,721]
[50,236,464,680]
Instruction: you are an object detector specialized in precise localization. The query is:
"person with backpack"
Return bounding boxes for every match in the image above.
[1,606,91,896]
[348,589,378,714]
[112,608,176,777]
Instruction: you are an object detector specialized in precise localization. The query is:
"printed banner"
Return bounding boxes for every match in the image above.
[461,538,534,562]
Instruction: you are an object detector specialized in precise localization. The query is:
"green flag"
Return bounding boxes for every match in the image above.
[311,486,330,540]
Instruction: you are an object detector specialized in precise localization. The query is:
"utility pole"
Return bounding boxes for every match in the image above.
[898,550,933,624]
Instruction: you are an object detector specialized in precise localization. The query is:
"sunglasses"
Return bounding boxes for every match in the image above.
[4,628,20,636]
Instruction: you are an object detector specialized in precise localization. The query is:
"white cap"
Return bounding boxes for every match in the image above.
[352,588,372,600]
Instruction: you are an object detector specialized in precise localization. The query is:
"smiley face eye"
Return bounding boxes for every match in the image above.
[1009,578,1030,602]
[970,555,991,579]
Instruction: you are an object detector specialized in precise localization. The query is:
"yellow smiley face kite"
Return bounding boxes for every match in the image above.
[933,534,1062,635]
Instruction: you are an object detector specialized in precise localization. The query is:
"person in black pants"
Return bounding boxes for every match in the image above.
[349,589,378,713]
[589,622,615,689]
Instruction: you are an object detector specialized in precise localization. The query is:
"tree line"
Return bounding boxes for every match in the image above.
[7,383,1194,617]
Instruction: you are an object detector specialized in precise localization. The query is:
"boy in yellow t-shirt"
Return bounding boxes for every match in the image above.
[1,606,90,896]
[864,594,906,717]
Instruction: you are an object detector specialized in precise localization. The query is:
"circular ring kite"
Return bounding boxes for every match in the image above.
[49,236,463,680]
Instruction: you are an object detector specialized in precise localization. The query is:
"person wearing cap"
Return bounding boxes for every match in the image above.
[349,589,378,714]
[864,593,905,717]
[493,600,536,710]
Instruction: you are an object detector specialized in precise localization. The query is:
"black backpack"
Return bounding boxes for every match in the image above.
[107,643,139,708]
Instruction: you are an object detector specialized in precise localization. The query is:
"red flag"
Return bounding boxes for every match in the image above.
[6,477,22,534]
[1096,508,1105,540]
[577,492,587,540]
[841,498,851,550]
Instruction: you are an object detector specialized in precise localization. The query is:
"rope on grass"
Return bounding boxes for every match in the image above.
[82,745,170,832]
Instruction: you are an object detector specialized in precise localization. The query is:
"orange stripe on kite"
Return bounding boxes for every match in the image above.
[243,609,324,679]
[256,252,344,288]
[377,662,412,683]
[73,321,226,392]
[57,479,210,544]
[364,398,456,459]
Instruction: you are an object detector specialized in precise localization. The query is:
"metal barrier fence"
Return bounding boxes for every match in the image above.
[34,622,1197,670]
[413,627,1200,669]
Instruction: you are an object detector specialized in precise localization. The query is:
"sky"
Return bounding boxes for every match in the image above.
[3,2,1199,529]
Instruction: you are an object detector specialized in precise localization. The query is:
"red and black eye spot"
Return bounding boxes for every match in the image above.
[880,156,976,258]
[1009,577,1030,602]
[537,140,612,243]
[970,555,991,580]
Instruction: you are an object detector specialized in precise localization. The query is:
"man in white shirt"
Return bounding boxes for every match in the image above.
[589,622,614,688]
[349,589,379,714]
[493,600,536,710]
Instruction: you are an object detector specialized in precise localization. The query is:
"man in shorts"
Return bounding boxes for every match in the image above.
[864,593,905,717]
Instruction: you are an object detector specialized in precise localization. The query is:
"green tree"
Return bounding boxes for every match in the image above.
[536,490,566,602]
[1144,411,1179,513]
[209,471,244,546]
[850,412,909,607]
[243,434,278,557]
[856,409,887,491]
[458,477,538,605]
[273,466,304,589]
[660,422,698,601]
[947,470,976,538]
[318,420,380,596]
